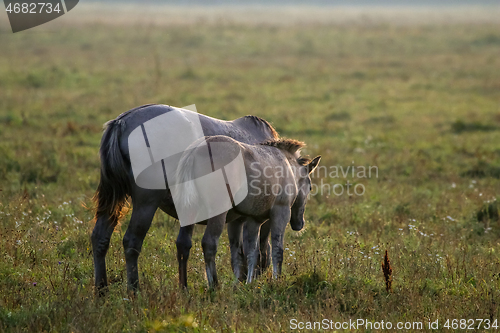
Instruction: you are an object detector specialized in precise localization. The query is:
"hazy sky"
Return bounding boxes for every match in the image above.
[87,0,500,5]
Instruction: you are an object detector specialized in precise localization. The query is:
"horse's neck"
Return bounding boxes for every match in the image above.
[262,146,300,178]
[231,117,274,143]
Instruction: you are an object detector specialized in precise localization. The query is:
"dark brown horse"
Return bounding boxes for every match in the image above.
[92,104,278,293]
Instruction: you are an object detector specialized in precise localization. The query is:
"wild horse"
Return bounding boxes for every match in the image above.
[174,135,320,288]
[92,104,278,293]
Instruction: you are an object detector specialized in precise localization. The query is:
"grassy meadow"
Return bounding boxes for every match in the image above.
[1,4,500,332]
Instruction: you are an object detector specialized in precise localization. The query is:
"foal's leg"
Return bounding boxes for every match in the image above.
[123,192,159,292]
[227,217,246,282]
[244,218,262,284]
[258,220,271,276]
[201,212,227,289]
[176,225,194,289]
[243,219,270,276]
[91,213,118,295]
[270,206,291,278]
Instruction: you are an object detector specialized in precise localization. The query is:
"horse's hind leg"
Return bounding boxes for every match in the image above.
[176,225,194,289]
[244,218,262,284]
[227,217,246,282]
[202,212,227,289]
[257,220,271,277]
[91,214,118,295]
[243,220,269,277]
[123,193,159,292]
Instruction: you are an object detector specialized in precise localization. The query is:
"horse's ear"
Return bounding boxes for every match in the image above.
[307,155,321,174]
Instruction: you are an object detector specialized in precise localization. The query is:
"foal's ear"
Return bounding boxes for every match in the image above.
[307,155,321,174]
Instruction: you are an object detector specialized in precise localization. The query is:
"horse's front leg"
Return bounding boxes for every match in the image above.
[123,192,159,292]
[201,212,227,289]
[244,218,262,284]
[270,206,291,278]
[176,224,194,289]
[91,214,118,295]
[227,217,246,282]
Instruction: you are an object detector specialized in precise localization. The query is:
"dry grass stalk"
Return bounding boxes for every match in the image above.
[382,250,393,293]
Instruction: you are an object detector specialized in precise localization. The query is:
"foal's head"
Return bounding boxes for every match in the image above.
[260,138,321,231]
[290,155,321,230]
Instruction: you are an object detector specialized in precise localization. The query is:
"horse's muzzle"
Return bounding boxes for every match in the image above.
[290,219,305,231]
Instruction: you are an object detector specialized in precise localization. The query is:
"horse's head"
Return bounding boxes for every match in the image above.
[290,155,321,231]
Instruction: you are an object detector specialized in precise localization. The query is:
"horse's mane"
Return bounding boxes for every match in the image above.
[260,138,310,165]
[243,115,279,139]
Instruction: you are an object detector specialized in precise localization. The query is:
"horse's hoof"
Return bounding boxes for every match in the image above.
[95,285,109,298]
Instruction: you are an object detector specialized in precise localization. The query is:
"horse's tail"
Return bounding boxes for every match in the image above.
[173,140,205,209]
[92,118,131,224]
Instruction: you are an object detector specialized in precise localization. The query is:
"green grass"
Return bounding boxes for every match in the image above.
[1,9,500,332]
